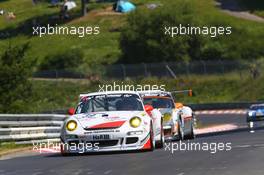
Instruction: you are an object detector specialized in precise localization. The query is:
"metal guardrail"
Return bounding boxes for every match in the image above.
[0,102,260,143]
[0,114,67,142]
[188,102,264,110]
[33,60,264,79]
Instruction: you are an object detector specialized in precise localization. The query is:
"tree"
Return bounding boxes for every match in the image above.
[119,0,203,63]
[0,43,34,113]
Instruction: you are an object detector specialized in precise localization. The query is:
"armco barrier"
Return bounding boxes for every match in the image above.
[188,102,264,111]
[1,102,262,142]
[0,114,67,142]
[44,102,264,115]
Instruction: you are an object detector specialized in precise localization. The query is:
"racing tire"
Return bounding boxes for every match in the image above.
[156,120,165,149]
[178,116,185,140]
[60,147,70,157]
[61,152,70,157]
[149,123,155,151]
[185,123,195,140]
[60,142,73,156]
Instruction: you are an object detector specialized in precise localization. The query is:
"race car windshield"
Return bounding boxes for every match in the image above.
[143,97,174,109]
[76,94,144,113]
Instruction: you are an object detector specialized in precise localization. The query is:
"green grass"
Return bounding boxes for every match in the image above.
[20,72,263,113]
[0,142,31,155]
[0,0,264,71]
[0,0,264,114]
[26,79,96,113]
[0,0,124,66]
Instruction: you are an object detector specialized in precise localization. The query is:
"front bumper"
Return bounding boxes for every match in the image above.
[61,131,151,153]
[163,124,179,140]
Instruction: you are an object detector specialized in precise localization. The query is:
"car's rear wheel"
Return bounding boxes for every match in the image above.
[178,116,185,140]
[185,122,195,140]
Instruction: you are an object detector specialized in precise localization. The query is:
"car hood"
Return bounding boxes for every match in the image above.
[73,111,144,129]
[159,108,173,115]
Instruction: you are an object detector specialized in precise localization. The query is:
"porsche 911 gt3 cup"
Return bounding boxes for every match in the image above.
[60,91,164,154]
[139,90,195,141]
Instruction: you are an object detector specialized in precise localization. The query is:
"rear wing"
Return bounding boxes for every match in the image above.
[138,89,193,97]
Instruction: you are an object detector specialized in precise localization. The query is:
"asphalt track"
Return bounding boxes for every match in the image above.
[1,114,264,175]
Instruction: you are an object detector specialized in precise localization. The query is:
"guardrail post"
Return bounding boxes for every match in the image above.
[81,0,88,16]
[164,62,177,79]
[142,63,148,77]
[121,64,126,79]
[201,60,207,75]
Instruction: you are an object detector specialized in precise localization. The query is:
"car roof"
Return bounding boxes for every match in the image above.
[250,104,264,108]
[80,91,140,98]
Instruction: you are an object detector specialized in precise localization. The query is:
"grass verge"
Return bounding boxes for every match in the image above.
[14,72,263,113]
[0,142,31,156]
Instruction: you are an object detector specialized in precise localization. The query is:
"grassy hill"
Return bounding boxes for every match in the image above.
[0,0,264,71]
[1,0,264,113]
[0,0,124,69]
[19,73,263,113]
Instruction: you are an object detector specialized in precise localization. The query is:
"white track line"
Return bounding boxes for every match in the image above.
[195,110,247,115]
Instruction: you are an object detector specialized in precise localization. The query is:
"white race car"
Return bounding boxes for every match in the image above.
[139,90,195,141]
[60,91,164,155]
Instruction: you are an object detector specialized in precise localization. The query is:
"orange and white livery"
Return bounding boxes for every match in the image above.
[139,90,195,141]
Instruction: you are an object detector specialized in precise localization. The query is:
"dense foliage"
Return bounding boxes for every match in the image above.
[119,0,264,63]
[39,48,84,71]
[0,44,34,113]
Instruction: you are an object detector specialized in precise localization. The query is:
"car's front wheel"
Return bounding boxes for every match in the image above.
[149,123,155,151]
[60,144,70,156]
[156,120,165,148]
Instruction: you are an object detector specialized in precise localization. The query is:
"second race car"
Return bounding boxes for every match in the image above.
[247,104,264,130]
[139,90,195,141]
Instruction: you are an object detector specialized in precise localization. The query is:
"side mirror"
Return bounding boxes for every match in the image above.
[144,105,154,113]
[68,108,75,115]
[175,103,183,109]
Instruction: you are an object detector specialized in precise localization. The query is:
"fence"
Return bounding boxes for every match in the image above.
[33,60,264,80]
[0,114,67,144]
